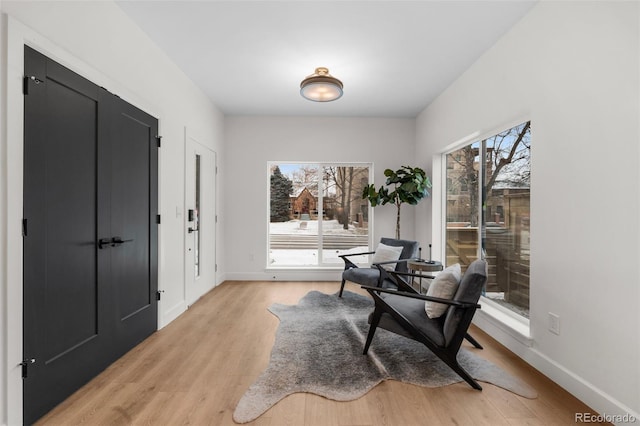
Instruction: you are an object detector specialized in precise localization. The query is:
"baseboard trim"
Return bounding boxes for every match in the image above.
[225,270,342,282]
[160,300,186,329]
[473,315,639,423]
[527,348,639,423]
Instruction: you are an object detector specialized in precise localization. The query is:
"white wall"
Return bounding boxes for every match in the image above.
[224,116,416,281]
[0,2,224,424]
[416,1,639,420]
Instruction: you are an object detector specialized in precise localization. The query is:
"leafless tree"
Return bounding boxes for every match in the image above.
[449,121,531,226]
[485,121,531,196]
[326,166,368,229]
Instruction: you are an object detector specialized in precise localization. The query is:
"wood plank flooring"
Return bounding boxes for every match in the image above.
[36,281,610,425]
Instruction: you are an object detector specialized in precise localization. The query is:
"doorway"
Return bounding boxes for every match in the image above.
[185,132,217,306]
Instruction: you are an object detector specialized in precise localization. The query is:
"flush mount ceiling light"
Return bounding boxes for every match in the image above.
[300,67,343,102]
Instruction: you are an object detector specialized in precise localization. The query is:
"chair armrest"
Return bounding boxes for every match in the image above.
[390,270,437,280]
[360,285,481,309]
[338,251,375,259]
[339,250,376,270]
[371,257,415,267]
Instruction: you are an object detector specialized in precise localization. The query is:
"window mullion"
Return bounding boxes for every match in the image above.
[479,139,486,261]
[317,165,324,265]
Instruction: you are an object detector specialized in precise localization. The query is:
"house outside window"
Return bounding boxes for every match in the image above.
[268,163,372,267]
[444,121,531,318]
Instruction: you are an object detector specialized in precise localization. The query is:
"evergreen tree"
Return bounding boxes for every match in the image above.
[270,166,293,222]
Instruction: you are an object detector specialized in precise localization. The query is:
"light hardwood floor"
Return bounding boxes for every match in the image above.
[36,281,609,425]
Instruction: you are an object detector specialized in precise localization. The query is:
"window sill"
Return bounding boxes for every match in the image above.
[475,299,533,347]
[265,266,344,271]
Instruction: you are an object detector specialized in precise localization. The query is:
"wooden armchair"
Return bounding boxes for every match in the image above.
[338,237,419,297]
[361,259,488,390]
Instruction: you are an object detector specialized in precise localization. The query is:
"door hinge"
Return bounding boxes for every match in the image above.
[215,215,218,224]
[215,264,218,272]
[22,219,28,237]
[156,214,161,224]
[156,135,162,148]
[20,358,36,379]
[23,75,43,95]
[156,290,164,301]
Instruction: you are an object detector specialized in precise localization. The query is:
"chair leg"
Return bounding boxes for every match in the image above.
[338,279,346,297]
[449,360,482,390]
[464,333,483,349]
[363,308,382,355]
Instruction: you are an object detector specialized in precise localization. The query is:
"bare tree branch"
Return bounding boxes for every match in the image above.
[486,121,530,191]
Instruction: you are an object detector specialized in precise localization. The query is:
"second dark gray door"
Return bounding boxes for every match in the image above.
[108,96,159,359]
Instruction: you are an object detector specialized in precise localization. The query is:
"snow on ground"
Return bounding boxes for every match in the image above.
[269,247,362,267]
[269,246,369,266]
[269,219,369,266]
[269,219,366,235]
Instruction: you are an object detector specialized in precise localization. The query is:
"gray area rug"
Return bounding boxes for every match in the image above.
[233,290,537,423]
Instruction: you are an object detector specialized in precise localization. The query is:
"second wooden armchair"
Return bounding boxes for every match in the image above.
[338,237,419,297]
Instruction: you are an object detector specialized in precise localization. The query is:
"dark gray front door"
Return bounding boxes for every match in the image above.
[23,46,158,424]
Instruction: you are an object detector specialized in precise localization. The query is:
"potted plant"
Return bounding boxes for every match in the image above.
[362,166,432,239]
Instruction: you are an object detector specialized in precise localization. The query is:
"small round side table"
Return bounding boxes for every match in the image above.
[407,260,443,293]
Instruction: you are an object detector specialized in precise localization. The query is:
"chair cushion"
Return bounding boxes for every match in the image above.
[424,263,461,319]
[442,260,487,346]
[343,267,380,286]
[375,293,446,346]
[371,243,404,270]
[379,238,420,273]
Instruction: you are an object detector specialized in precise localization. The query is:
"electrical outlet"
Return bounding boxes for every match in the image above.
[548,312,560,335]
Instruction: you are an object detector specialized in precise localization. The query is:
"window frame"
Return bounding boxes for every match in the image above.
[435,119,531,328]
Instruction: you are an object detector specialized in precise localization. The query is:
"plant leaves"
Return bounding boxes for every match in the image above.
[363,166,431,212]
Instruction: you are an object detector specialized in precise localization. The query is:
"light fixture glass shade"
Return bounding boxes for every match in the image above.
[300,67,343,102]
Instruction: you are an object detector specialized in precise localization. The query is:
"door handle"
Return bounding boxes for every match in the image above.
[99,237,133,249]
[98,238,112,249]
[111,236,134,246]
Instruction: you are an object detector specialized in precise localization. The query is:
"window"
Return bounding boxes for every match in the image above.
[268,163,371,267]
[444,121,531,318]
[194,154,201,277]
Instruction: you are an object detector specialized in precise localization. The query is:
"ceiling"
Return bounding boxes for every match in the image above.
[116,1,536,118]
